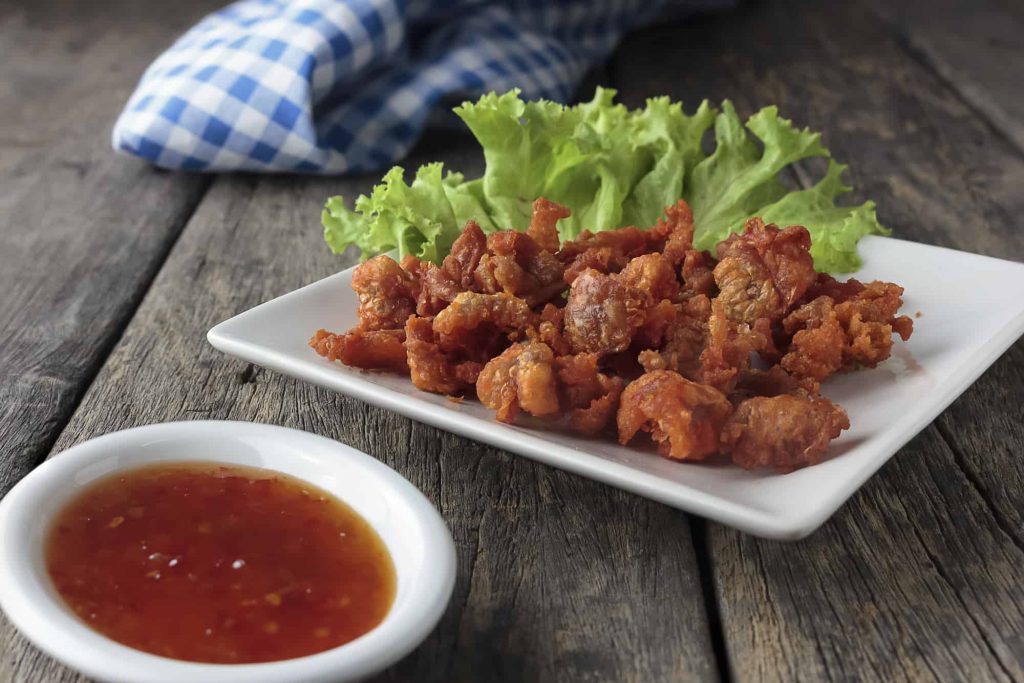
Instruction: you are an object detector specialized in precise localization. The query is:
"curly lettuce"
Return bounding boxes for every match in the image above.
[323,88,888,273]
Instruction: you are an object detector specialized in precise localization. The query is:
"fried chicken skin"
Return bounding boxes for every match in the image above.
[780,296,846,380]
[416,202,569,315]
[476,342,560,423]
[555,353,625,435]
[474,230,565,306]
[404,316,483,395]
[680,249,717,298]
[722,392,850,471]
[699,299,774,394]
[637,294,711,379]
[432,291,535,343]
[557,227,665,284]
[414,220,488,316]
[618,253,680,302]
[310,328,409,372]
[318,199,915,473]
[527,198,570,253]
[781,275,914,379]
[617,370,733,460]
[652,200,697,266]
[713,218,816,324]
[564,269,649,355]
[351,255,420,330]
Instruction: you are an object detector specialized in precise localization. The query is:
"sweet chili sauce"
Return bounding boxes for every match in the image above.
[45,462,396,663]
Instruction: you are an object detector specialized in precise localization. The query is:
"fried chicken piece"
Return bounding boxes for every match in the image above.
[651,200,696,267]
[404,316,483,395]
[681,249,717,298]
[617,370,733,460]
[476,342,560,423]
[474,230,566,307]
[618,253,680,302]
[310,328,409,372]
[780,296,846,381]
[416,221,488,316]
[527,303,572,356]
[637,294,711,379]
[526,198,570,253]
[351,255,420,330]
[781,276,914,379]
[713,218,816,324]
[556,353,625,435]
[433,291,535,343]
[563,269,649,355]
[558,227,664,284]
[830,277,915,363]
[722,392,850,471]
[730,366,819,403]
[699,299,774,393]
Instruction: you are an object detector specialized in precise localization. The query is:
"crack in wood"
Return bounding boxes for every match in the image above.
[933,421,1024,554]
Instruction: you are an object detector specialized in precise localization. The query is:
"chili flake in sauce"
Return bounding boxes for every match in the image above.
[45,462,396,663]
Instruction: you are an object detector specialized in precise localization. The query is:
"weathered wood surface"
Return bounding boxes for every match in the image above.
[614,0,1024,680]
[0,135,719,682]
[865,0,1024,155]
[0,0,219,498]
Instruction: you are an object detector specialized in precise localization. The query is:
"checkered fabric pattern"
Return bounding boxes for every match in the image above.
[113,0,723,174]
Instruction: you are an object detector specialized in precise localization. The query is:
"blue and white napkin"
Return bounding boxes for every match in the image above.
[113,0,726,174]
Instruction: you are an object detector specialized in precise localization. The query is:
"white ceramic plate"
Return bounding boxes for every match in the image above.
[208,237,1024,540]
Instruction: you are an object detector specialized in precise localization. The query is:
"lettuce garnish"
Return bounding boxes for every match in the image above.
[323,88,888,273]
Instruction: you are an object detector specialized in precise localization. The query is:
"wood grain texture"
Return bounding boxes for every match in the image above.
[613,0,1024,680]
[865,0,1024,155]
[0,0,220,498]
[1,133,719,682]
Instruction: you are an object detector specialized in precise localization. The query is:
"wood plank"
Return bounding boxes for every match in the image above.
[1,133,720,681]
[0,0,221,499]
[864,0,1024,155]
[612,0,1024,680]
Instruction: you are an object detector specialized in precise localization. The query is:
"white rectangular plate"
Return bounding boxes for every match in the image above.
[208,236,1024,540]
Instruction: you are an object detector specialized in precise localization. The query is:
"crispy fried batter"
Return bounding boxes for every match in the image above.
[310,328,409,372]
[722,392,849,471]
[318,200,915,472]
[714,218,817,323]
[556,353,625,435]
[351,255,419,330]
[564,269,649,355]
[433,291,535,341]
[528,303,572,356]
[637,294,711,379]
[780,296,846,380]
[699,299,773,393]
[476,342,560,423]
[617,370,733,460]
[404,316,482,395]
[415,221,488,316]
[652,200,696,266]
[730,366,819,402]
[527,198,570,253]
[558,228,664,284]
[474,231,565,306]
[681,249,717,298]
[781,276,914,379]
[618,253,680,302]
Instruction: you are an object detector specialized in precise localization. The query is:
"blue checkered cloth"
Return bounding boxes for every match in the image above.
[113,0,724,174]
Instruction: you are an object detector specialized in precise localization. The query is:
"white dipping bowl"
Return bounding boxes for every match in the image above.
[0,421,456,683]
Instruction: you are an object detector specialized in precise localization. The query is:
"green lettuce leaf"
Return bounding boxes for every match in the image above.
[322,89,889,272]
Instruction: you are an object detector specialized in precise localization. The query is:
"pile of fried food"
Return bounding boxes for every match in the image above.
[311,199,913,471]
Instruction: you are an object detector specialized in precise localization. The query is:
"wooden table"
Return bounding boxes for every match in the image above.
[3,0,1023,680]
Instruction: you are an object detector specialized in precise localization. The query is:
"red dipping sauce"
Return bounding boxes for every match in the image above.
[45,462,396,664]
